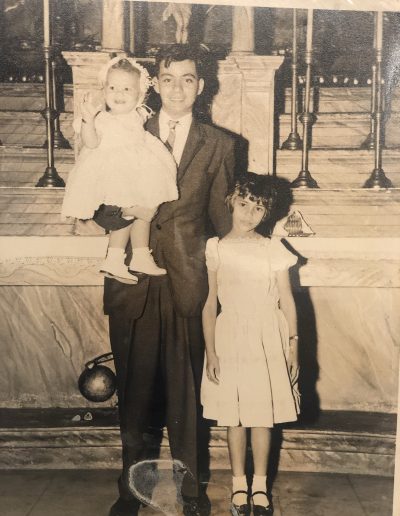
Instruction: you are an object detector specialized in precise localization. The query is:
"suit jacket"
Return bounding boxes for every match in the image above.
[104,113,235,319]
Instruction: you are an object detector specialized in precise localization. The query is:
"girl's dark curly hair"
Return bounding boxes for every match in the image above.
[226,172,279,235]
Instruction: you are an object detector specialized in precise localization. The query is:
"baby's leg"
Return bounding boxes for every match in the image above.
[109,225,131,249]
[100,226,138,284]
[127,206,166,276]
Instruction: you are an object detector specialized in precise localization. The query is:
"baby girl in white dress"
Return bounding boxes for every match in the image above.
[61,56,178,283]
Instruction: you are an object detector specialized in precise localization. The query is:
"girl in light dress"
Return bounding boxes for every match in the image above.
[201,173,300,516]
[61,56,178,283]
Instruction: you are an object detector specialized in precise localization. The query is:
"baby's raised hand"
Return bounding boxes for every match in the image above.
[80,92,102,123]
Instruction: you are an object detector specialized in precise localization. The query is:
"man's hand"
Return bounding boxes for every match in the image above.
[121,206,158,222]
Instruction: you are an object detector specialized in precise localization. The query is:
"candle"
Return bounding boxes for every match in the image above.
[43,0,50,46]
[306,9,313,52]
[376,11,383,50]
[292,9,297,62]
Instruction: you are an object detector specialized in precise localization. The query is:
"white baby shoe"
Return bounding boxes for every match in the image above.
[129,247,167,276]
[100,249,138,284]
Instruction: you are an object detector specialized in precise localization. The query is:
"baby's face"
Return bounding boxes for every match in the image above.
[104,69,140,114]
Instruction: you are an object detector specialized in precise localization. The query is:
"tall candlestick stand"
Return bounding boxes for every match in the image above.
[282,9,302,150]
[291,9,318,188]
[51,49,71,149]
[36,0,65,187]
[361,63,377,150]
[363,11,393,188]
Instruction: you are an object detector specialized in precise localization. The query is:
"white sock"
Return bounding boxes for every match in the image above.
[252,475,268,507]
[232,475,248,506]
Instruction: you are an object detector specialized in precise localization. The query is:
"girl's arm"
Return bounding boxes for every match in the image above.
[80,93,101,149]
[80,118,99,149]
[277,268,299,373]
[202,269,220,384]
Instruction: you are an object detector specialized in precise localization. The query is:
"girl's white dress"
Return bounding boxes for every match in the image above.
[201,236,300,427]
[61,110,178,220]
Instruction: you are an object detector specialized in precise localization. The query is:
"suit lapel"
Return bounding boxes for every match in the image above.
[145,112,160,139]
[177,119,205,184]
[147,114,206,224]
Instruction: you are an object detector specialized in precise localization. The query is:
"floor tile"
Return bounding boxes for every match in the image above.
[273,472,365,516]
[28,470,118,516]
[0,469,394,516]
[0,470,51,516]
[348,474,393,516]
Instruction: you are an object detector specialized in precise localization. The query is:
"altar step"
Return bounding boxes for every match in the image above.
[276,148,400,189]
[283,86,400,114]
[0,83,73,112]
[278,112,400,149]
[0,147,73,187]
[0,187,74,236]
[1,186,400,238]
[0,111,74,147]
[0,409,395,476]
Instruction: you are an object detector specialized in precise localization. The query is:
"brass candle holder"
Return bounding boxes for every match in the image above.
[36,0,65,187]
[291,9,318,189]
[363,11,393,189]
[282,9,302,150]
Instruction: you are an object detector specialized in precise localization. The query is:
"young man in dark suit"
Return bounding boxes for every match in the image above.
[105,44,235,516]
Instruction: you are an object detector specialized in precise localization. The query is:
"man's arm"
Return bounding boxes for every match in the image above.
[208,138,235,237]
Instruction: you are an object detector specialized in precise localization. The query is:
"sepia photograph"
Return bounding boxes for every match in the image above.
[0,0,399,514]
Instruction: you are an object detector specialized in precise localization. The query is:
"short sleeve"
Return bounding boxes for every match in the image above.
[270,237,297,271]
[205,237,219,272]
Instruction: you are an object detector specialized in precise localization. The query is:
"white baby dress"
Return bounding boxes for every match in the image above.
[201,236,300,427]
[61,110,178,220]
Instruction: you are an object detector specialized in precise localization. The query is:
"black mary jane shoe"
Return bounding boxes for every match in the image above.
[251,491,273,515]
[230,490,251,516]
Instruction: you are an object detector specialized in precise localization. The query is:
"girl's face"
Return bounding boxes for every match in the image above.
[104,69,140,114]
[231,194,267,234]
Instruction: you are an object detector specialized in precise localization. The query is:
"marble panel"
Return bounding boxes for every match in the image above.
[304,287,399,412]
[0,285,110,408]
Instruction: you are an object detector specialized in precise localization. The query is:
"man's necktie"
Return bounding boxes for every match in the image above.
[165,120,178,154]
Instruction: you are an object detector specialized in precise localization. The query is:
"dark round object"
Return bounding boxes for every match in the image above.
[78,364,116,402]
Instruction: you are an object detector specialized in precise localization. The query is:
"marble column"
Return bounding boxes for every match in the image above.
[212,56,284,174]
[102,0,125,52]
[231,6,254,55]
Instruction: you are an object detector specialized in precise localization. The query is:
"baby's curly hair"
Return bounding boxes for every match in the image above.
[108,58,141,79]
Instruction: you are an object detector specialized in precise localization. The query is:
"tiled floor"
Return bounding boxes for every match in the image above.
[1,469,393,516]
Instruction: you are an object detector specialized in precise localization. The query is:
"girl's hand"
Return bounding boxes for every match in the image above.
[288,343,299,383]
[80,92,102,123]
[206,353,220,384]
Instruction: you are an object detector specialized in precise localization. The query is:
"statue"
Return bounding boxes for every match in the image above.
[162,3,192,44]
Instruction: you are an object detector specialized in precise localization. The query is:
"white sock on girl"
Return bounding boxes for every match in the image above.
[232,475,248,506]
[252,475,269,506]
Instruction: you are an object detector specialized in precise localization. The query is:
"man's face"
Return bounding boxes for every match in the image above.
[153,59,204,119]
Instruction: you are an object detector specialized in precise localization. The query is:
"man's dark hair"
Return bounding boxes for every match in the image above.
[154,44,208,78]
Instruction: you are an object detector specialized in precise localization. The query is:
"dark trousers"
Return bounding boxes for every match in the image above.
[109,276,205,500]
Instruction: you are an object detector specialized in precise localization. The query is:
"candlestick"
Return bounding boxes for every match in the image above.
[376,11,383,50]
[43,0,50,47]
[306,9,313,52]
